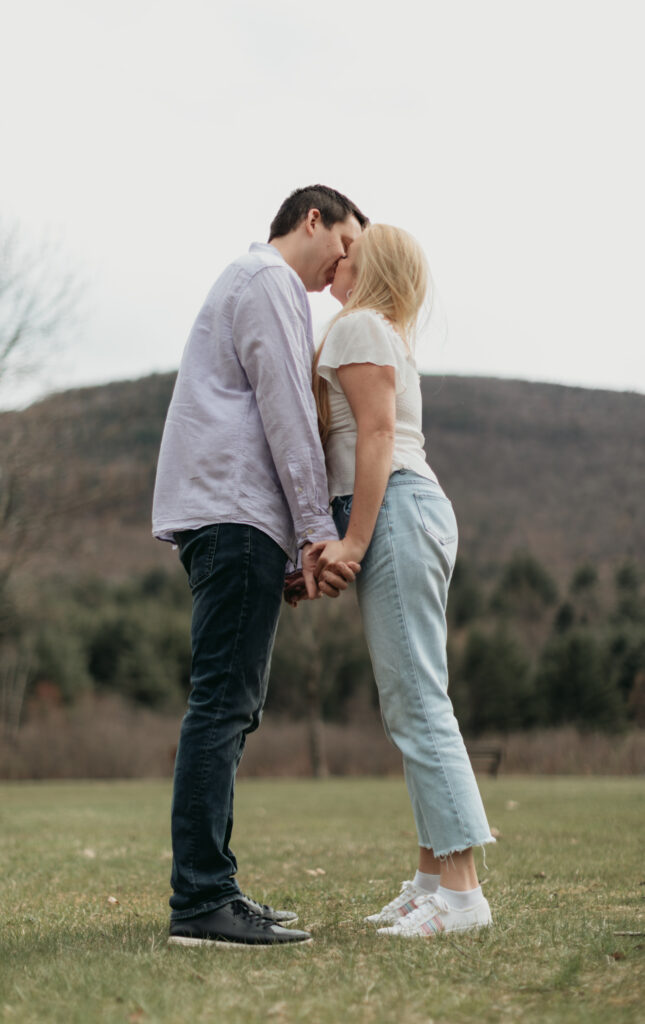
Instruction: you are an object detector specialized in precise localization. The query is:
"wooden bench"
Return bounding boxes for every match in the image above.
[466,743,503,778]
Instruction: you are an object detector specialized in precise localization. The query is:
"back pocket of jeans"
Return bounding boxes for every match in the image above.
[413,493,458,546]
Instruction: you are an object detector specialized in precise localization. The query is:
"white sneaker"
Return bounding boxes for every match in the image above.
[377,892,492,937]
[364,880,427,925]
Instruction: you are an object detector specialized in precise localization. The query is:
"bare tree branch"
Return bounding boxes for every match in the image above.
[0,218,84,393]
[0,218,85,655]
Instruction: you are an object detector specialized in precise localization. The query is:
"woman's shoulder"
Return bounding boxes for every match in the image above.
[327,308,401,344]
[340,307,392,329]
[319,308,412,393]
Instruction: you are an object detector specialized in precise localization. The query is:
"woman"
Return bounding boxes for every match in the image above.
[311,224,495,937]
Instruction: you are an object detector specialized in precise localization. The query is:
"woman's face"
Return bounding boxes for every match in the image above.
[330,235,362,305]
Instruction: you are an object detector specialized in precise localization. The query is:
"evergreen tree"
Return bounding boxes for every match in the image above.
[447,559,484,629]
[568,563,601,626]
[490,552,558,656]
[536,629,625,730]
[459,626,532,734]
[613,562,645,625]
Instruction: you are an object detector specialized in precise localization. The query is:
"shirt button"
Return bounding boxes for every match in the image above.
[306,528,313,536]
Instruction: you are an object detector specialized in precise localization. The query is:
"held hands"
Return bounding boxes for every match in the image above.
[283,540,362,607]
[308,538,362,600]
[310,538,364,599]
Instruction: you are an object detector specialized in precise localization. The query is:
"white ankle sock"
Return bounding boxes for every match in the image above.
[437,884,483,910]
[413,870,440,893]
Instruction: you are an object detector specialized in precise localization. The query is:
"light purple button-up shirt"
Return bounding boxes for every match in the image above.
[152,243,336,562]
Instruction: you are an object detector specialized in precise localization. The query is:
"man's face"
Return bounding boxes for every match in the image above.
[330,233,362,305]
[303,212,363,292]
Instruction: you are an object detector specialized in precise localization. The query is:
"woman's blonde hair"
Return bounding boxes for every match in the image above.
[313,223,429,444]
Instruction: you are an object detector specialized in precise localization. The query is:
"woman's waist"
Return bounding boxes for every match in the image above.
[386,468,442,491]
[326,446,436,489]
[331,469,447,512]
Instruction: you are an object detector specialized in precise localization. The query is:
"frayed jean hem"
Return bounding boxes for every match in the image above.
[428,835,497,861]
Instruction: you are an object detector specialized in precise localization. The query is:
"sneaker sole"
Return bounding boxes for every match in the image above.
[378,920,492,937]
[365,910,420,925]
[167,935,313,948]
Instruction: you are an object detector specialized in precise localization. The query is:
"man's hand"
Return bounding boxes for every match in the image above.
[301,541,361,601]
[283,570,308,608]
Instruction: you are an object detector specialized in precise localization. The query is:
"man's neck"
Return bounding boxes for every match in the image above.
[268,235,305,284]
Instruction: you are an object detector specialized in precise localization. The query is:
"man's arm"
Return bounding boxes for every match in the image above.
[232,267,338,594]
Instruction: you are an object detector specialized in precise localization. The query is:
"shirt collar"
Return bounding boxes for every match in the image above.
[249,242,284,259]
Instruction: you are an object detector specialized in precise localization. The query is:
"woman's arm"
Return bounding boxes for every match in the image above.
[315,361,395,589]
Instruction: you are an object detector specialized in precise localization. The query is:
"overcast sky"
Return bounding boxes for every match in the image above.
[2,0,644,408]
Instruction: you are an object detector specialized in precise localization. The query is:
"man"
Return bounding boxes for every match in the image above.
[152,185,367,947]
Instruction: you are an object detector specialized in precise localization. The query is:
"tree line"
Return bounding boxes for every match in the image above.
[1,551,644,738]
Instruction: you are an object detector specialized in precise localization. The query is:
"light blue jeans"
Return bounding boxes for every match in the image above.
[332,470,494,857]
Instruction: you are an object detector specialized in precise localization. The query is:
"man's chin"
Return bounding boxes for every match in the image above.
[308,273,339,295]
[325,270,339,291]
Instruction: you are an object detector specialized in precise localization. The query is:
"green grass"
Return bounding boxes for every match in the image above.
[1,776,644,1023]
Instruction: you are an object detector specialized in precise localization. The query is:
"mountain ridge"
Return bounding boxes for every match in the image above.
[2,371,643,585]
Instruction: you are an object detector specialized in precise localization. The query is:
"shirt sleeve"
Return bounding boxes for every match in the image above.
[232,266,337,548]
[317,310,408,395]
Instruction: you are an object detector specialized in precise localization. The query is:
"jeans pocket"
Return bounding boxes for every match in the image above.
[331,495,353,538]
[179,525,220,589]
[414,493,458,546]
[339,495,353,516]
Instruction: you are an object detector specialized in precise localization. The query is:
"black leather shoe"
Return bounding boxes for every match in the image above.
[168,899,312,947]
[239,893,298,925]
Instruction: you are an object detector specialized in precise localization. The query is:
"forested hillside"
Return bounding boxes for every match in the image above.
[1,372,643,583]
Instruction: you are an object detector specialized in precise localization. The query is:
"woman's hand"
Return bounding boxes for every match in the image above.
[310,539,363,598]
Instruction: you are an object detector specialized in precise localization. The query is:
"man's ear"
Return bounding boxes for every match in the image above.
[305,208,321,236]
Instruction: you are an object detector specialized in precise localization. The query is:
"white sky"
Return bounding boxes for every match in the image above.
[1,0,644,408]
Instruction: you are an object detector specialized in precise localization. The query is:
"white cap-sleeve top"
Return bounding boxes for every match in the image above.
[317,308,438,499]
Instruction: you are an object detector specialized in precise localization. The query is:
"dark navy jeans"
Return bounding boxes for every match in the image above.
[169,523,287,920]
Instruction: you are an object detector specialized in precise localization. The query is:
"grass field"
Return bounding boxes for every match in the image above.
[1,776,644,1023]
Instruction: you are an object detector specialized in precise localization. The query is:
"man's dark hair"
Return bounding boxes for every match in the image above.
[268,185,368,241]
